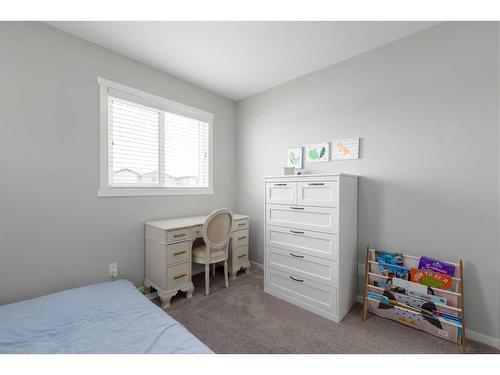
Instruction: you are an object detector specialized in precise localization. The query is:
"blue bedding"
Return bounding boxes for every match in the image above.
[0,280,212,354]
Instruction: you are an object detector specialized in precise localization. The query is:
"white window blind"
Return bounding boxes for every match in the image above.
[105,89,210,192]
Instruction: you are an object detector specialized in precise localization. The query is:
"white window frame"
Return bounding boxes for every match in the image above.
[97,77,214,197]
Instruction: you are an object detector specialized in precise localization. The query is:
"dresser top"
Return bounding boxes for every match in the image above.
[146,213,249,230]
[264,173,358,179]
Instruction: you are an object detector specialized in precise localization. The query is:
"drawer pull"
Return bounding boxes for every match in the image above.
[290,253,304,259]
[174,233,187,238]
[290,206,304,210]
[174,273,187,280]
[238,236,247,240]
[238,254,246,258]
[308,183,324,186]
[290,276,304,283]
[290,230,304,235]
[173,250,187,256]
[238,223,246,226]
[274,183,287,186]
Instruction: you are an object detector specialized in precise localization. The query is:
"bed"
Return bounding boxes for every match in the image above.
[0,279,212,354]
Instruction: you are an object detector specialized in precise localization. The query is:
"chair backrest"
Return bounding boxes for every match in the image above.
[202,208,233,255]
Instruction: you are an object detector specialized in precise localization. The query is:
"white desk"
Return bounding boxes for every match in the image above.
[144,214,250,308]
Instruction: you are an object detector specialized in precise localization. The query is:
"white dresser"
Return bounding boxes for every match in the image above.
[264,174,358,322]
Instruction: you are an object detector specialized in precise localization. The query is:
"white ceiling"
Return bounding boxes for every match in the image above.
[48,21,438,101]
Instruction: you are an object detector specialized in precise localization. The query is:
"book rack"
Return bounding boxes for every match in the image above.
[362,245,466,353]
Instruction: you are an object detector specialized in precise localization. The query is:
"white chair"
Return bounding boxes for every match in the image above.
[192,208,233,296]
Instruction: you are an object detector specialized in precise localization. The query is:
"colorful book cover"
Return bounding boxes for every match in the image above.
[378,260,409,280]
[410,268,452,290]
[375,250,404,266]
[418,256,455,276]
[407,289,447,305]
[392,277,428,295]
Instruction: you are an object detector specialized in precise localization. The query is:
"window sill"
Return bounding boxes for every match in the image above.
[97,187,214,197]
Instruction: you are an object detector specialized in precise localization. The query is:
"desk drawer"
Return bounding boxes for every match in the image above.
[266,204,338,234]
[167,262,190,290]
[166,241,190,265]
[167,228,190,243]
[235,246,249,266]
[267,268,337,315]
[266,224,338,261]
[190,225,203,238]
[267,246,337,287]
[232,229,249,248]
[233,218,249,231]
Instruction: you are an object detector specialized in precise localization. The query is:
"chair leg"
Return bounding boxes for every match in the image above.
[205,265,210,296]
[224,260,229,288]
[212,263,216,276]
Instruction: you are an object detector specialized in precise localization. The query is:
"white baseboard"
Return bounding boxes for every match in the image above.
[466,329,500,349]
[355,294,500,350]
[250,261,263,271]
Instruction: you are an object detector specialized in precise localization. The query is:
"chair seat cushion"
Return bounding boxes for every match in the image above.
[192,243,225,261]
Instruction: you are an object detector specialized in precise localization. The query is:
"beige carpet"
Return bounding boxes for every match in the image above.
[153,268,498,354]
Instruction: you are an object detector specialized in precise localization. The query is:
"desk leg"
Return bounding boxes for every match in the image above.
[183,283,194,299]
[159,291,175,309]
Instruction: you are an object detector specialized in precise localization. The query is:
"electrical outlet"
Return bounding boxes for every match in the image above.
[109,263,118,278]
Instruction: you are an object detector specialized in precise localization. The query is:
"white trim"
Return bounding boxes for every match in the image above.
[97,77,213,122]
[97,77,214,197]
[98,187,214,197]
[355,295,500,349]
[250,261,264,271]
[466,329,500,349]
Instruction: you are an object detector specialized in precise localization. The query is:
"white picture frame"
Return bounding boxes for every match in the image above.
[306,143,329,163]
[287,147,303,169]
[332,138,359,160]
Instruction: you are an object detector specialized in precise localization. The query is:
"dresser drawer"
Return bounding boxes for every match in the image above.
[232,218,249,231]
[167,262,190,290]
[267,246,337,287]
[190,225,203,238]
[266,224,338,261]
[167,228,190,243]
[265,182,297,205]
[266,268,337,315]
[266,204,338,234]
[232,229,249,248]
[297,181,339,207]
[166,241,190,265]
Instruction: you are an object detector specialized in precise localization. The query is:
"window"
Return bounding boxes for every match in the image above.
[98,78,213,196]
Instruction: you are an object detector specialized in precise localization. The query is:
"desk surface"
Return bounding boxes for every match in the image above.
[146,214,249,231]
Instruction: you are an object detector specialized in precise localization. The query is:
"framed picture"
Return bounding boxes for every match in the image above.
[287,147,303,169]
[332,138,359,160]
[306,143,329,163]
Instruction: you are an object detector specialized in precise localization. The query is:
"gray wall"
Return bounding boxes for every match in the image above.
[236,22,500,339]
[0,22,237,304]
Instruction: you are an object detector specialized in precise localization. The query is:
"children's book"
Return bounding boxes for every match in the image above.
[410,268,452,290]
[375,250,404,266]
[385,277,448,305]
[392,276,428,294]
[378,260,409,280]
[407,289,447,305]
[418,256,455,276]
